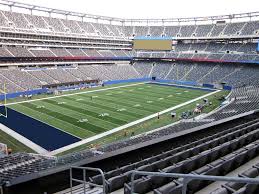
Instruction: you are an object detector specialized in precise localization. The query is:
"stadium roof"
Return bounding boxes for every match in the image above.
[0,0,259,24]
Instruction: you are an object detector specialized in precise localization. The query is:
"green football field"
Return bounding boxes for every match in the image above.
[8,83,211,140]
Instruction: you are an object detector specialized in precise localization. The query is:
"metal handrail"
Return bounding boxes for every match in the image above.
[70,166,106,194]
[130,171,259,194]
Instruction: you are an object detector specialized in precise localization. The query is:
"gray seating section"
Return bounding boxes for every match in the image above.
[1,8,259,194]
[7,47,34,57]
[1,85,259,194]
[133,62,153,77]
[0,10,257,38]
[133,61,259,87]
[210,162,259,193]
[87,118,259,193]
[29,49,56,57]
[1,60,259,93]
[0,153,56,183]
[0,69,42,90]
[151,62,173,78]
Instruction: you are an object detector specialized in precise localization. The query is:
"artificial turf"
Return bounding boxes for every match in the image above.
[8,83,210,140]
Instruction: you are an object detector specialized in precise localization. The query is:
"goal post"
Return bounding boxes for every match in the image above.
[0,83,8,118]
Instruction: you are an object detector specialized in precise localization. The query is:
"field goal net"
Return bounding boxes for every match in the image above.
[0,83,7,118]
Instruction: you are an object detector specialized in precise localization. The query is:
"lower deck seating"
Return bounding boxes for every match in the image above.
[0,64,140,93]
[86,118,259,193]
[210,164,259,194]
[125,130,259,193]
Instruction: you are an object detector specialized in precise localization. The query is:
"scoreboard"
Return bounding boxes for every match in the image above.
[133,37,172,51]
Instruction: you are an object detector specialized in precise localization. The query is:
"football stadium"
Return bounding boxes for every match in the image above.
[0,0,259,193]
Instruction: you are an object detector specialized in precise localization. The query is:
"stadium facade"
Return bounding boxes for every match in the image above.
[0,0,259,193]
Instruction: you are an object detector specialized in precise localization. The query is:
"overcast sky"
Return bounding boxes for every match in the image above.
[7,0,259,19]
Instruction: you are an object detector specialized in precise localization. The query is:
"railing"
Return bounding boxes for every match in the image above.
[130,171,259,194]
[70,166,106,194]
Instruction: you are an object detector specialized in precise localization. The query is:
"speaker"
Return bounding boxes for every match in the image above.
[152,77,156,80]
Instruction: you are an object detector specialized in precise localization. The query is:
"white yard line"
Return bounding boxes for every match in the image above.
[6,82,145,106]
[49,89,221,155]
[0,123,48,154]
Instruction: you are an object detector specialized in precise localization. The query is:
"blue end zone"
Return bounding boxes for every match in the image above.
[0,108,80,151]
[0,105,6,116]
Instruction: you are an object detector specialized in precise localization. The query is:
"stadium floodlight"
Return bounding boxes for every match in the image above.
[0,83,8,118]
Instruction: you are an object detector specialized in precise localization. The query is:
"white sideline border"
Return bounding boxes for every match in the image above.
[0,82,145,154]
[2,82,220,155]
[49,89,221,155]
[0,123,48,154]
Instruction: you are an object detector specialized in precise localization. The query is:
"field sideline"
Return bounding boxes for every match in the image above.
[50,89,219,155]
[2,82,221,154]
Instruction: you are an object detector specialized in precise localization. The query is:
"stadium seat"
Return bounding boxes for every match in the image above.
[154,181,182,194]
[210,187,230,194]
[107,175,127,192]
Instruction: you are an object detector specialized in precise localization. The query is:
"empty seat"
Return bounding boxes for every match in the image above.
[90,174,103,185]
[107,174,127,192]
[124,177,153,194]
[149,175,168,188]
[154,181,182,194]
[194,165,212,174]
[149,159,168,170]
[210,187,229,194]
[120,164,135,173]
[105,168,122,178]
[164,164,182,173]
[241,168,259,178]
[210,159,225,167]
[224,182,246,191]
[242,183,259,194]
[137,163,156,172]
